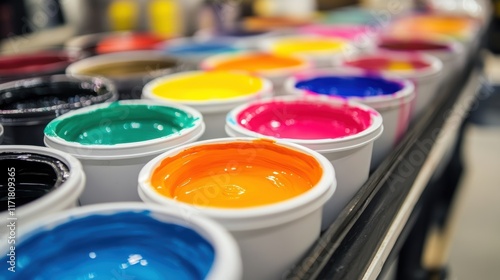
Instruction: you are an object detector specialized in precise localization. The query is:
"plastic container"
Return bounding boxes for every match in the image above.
[339,51,443,121]
[260,35,355,67]
[0,145,85,238]
[142,70,273,139]
[377,35,466,81]
[95,32,166,54]
[44,100,205,205]
[388,13,481,55]
[195,29,282,50]
[0,75,118,146]
[156,37,243,64]
[0,203,242,280]
[242,16,312,32]
[285,69,415,168]
[225,97,383,229]
[201,51,311,95]
[66,51,184,100]
[64,32,116,58]
[138,138,336,280]
[0,51,77,84]
[298,24,380,51]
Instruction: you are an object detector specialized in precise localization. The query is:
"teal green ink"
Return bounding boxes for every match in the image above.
[44,102,199,145]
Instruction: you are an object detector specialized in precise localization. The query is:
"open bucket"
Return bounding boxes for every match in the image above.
[0,203,242,280]
[0,145,85,238]
[285,69,415,168]
[138,138,335,280]
[200,51,311,95]
[0,51,78,84]
[0,75,118,146]
[259,35,356,67]
[66,51,185,100]
[339,51,443,121]
[377,35,466,82]
[142,70,273,140]
[44,100,205,205]
[225,96,383,229]
[297,24,380,51]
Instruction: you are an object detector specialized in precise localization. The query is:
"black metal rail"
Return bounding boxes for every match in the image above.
[286,25,486,280]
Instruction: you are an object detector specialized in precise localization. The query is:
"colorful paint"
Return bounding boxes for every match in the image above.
[235,100,372,140]
[295,75,404,97]
[0,152,69,211]
[243,16,311,32]
[0,211,215,279]
[379,39,451,51]
[164,41,239,55]
[150,139,322,208]
[343,57,430,72]
[44,102,199,145]
[390,15,477,39]
[0,52,72,83]
[96,33,165,54]
[205,53,306,73]
[150,71,264,101]
[299,25,375,41]
[268,37,347,56]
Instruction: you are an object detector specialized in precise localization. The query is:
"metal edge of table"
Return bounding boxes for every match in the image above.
[285,27,488,280]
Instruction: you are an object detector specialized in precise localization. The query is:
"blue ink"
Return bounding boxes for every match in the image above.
[165,42,239,55]
[1,210,215,280]
[295,76,404,97]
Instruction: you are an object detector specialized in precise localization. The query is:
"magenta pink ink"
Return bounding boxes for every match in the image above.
[236,100,373,140]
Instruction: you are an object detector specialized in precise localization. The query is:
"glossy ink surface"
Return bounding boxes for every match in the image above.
[0,152,69,211]
[295,76,404,97]
[151,71,264,101]
[0,52,71,78]
[150,139,322,208]
[0,211,215,279]
[76,59,177,78]
[344,57,430,71]
[0,80,112,112]
[96,33,165,54]
[44,102,199,145]
[379,40,451,51]
[299,25,372,40]
[209,53,306,72]
[392,15,476,38]
[236,100,372,139]
[269,37,346,56]
[165,42,238,54]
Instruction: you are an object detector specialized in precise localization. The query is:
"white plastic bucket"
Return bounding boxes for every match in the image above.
[66,51,184,99]
[138,138,336,280]
[339,51,443,121]
[376,35,466,82]
[155,37,244,65]
[259,35,357,67]
[297,24,380,51]
[284,69,415,168]
[142,70,273,140]
[200,51,312,95]
[44,100,205,205]
[225,96,383,229]
[0,203,242,280]
[0,145,85,238]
